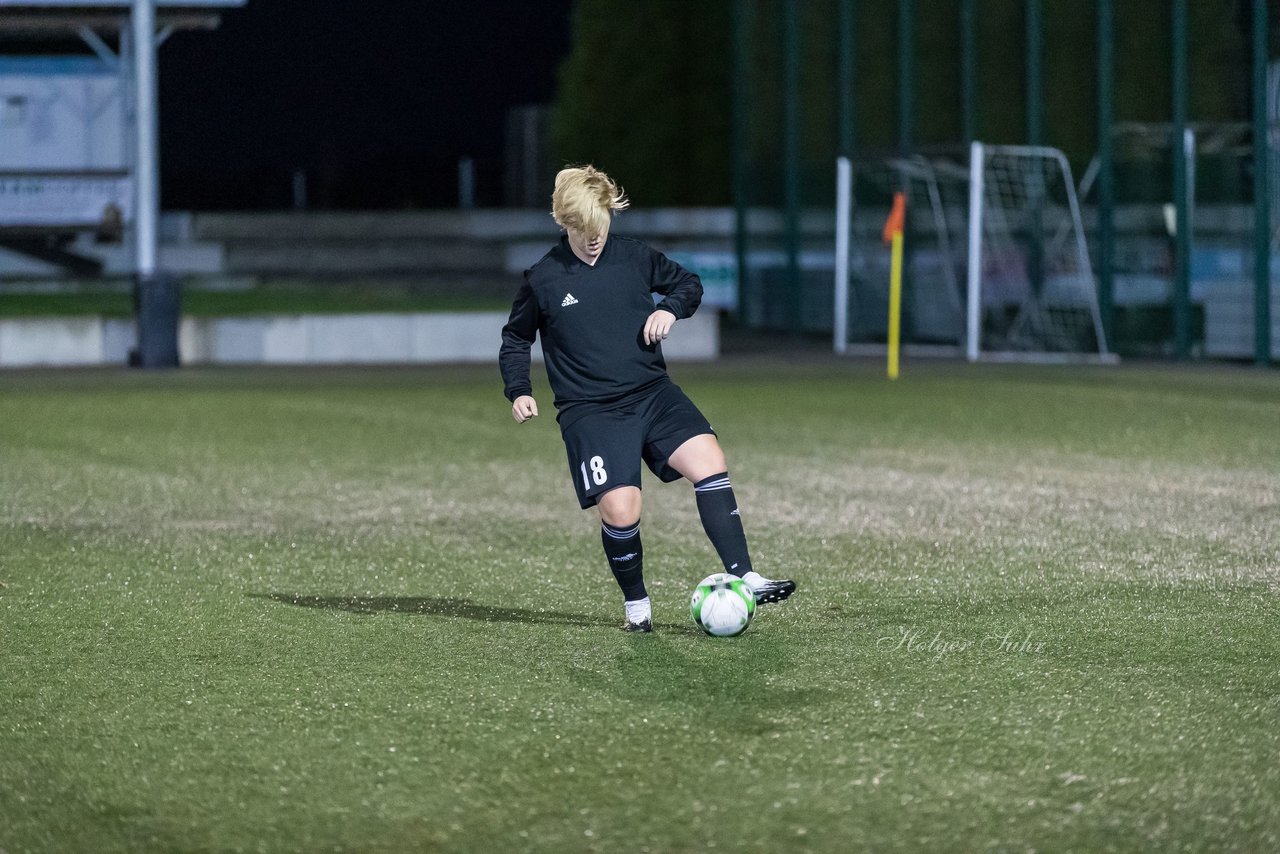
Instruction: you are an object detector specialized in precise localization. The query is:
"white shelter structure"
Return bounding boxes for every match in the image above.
[0,0,245,365]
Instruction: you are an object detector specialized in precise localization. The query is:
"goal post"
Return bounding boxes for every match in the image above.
[966,142,1114,363]
[833,155,853,354]
[966,142,985,362]
[832,154,969,356]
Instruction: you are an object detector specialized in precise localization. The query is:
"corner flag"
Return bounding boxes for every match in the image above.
[883,192,906,380]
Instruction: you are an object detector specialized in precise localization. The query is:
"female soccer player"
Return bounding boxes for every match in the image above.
[499,165,795,631]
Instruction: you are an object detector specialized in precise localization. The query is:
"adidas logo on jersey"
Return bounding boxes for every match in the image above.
[561,292,579,307]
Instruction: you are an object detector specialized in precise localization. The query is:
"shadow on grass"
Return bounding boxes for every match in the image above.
[254,592,614,628]
[569,630,840,732]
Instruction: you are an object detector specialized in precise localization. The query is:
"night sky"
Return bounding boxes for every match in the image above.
[158,1,573,210]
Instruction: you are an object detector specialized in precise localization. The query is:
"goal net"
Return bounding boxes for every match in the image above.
[966,143,1112,362]
[834,154,970,353]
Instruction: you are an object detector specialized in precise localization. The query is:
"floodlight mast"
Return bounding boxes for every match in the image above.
[131,0,179,367]
[133,0,157,279]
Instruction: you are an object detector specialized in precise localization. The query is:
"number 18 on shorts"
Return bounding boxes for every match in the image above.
[570,451,619,507]
[581,455,608,490]
[559,382,712,509]
[561,408,643,509]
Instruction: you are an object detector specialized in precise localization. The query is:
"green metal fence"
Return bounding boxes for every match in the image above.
[731,0,1274,364]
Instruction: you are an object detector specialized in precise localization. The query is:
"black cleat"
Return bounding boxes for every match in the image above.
[751,579,796,605]
[622,617,653,633]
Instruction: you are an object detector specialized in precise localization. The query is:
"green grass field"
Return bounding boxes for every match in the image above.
[1,359,1277,852]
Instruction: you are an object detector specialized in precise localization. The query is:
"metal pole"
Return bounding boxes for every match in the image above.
[783,0,802,332]
[961,0,977,144]
[966,141,985,362]
[1025,0,1045,299]
[897,0,913,153]
[133,0,157,278]
[132,0,179,368]
[835,0,855,353]
[834,157,852,354]
[457,156,475,209]
[1253,0,1273,365]
[1172,0,1191,360]
[292,168,307,211]
[732,0,752,323]
[1097,0,1115,348]
[838,0,856,157]
[1026,0,1043,146]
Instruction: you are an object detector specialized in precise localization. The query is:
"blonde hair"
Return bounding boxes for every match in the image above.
[551,165,629,238]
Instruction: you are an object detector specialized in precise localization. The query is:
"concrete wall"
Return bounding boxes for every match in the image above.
[1203,282,1280,359]
[0,208,750,284]
[0,309,719,368]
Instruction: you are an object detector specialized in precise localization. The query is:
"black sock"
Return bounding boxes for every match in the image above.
[694,472,753,577]
[601,520,646,601]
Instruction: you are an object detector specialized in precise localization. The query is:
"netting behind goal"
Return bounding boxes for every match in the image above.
[834,154,971,353]
[966,143,1111,362]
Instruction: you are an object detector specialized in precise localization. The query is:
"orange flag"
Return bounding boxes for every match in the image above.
[882,192,906,245]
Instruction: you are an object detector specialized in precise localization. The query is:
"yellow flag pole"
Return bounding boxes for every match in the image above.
[882,192,906,381]
[887,230,903,380]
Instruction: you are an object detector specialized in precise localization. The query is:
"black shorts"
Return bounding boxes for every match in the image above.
[559,381,715,509]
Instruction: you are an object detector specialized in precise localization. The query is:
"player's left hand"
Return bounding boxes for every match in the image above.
[643,309,677,345]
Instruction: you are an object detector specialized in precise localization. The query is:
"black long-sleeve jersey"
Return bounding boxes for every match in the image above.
[499,234,703,414]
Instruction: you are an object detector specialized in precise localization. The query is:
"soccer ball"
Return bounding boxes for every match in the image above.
[689,572,756,637]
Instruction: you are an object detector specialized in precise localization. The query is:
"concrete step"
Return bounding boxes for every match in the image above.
[222,240,506,276]
[0,239,226,278]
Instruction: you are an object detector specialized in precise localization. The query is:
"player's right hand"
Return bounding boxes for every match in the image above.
[512,395,539,423]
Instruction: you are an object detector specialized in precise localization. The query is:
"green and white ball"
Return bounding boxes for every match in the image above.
[689,572,756,637]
